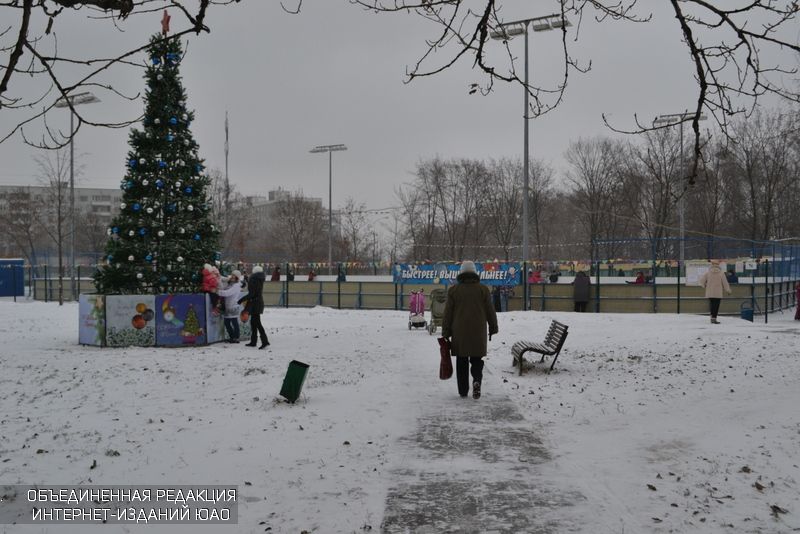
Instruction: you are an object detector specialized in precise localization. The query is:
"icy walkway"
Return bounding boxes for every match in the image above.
[382,385,586,533]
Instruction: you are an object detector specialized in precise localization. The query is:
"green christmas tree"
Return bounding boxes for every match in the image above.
[182,305,201,337]
[94,31,219,295]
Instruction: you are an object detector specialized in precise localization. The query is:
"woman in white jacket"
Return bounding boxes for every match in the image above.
[699,259,731,324]
[217,270,245,342]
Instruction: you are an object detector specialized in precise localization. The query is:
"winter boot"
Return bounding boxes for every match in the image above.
[472,381,481,399]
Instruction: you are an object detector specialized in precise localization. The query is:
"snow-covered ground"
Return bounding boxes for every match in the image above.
[1,299,798,533]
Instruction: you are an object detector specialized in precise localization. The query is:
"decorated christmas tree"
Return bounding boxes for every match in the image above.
[95,16,219,295]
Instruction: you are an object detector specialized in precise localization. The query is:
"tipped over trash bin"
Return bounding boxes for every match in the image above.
[280,360,309,403]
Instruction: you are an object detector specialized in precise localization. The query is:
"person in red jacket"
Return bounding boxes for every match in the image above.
[270,265,281,282]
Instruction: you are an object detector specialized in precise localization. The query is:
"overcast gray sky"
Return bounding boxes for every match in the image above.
[0,1,795,218]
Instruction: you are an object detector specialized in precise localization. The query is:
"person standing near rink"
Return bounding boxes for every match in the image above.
[442,261,498,399]
[699,259,731,324]
[239,265,269,348]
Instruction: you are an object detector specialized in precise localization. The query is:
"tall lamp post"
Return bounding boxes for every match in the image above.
[310,144,347,275]
[490,13,569,311]
[653,112,707,267]
[54,91,100,300]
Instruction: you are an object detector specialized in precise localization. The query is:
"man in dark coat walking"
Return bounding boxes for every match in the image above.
[442,261,498,399]
[240,265,269,348]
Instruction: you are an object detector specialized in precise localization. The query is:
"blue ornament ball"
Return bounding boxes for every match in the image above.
[133,203,141,211]
[160,275,168,283]
[112,226,119,234]
[159,161,167,169]
[184,186,193,195]
[145,254,153,262]
[168,203,177,213]
[166,134,174,142]
[129,159,137,168]
[191,273,199,282]
[138,228,147,236]
[107,255,114,262]
[151,56,161,66]
[156,179,164,189]
[193,234,201,241]
[195,164,203,173]
[170,117,178,125]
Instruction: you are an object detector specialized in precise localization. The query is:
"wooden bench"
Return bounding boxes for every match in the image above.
[511,320,569,375]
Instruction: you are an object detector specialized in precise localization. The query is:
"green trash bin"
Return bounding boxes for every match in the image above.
[740,302,754,322]
[280,360,309,403]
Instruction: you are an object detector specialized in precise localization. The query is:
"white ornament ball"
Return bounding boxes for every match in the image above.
[139,158,146,164]
[182,113,188,121]
[157,74,163,81]
[136,273,143,279]
[177,256,184,262]
[107,229,112,236]
[179,228,185,234]
[128,230,135,237]
[128,255,134,261]
[187,205,194,212]
[158,230,165,237]
[146,207,153,214]
[120,202,127,209]
[142,179,149,186]
[184,140,190,146]
[175,181,182,188]
[146,132,152,139]
[115,263,121,268]
[154,118,161,125]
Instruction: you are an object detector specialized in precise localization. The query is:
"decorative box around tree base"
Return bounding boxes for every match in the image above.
[79,293,245,347]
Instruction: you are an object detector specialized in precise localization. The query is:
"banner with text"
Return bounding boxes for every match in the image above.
[393,263,521,286]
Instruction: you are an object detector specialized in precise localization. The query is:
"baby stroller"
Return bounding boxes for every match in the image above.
[408,290,427,330]
[427,287,448,335]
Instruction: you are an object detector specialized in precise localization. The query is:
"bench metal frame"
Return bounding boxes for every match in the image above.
[511,320,569,375]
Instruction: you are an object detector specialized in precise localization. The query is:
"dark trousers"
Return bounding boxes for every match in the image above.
[456,357,484,397]
[250,313,268,345]
[224,318,240,341]
[574,301,587,312]
[709,298,721,318]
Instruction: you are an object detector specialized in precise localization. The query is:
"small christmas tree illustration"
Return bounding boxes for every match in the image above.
[94,12,219,295]
[181,304,202,341]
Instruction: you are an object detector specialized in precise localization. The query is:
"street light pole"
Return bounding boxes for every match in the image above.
[491,13,569,311]
[54,91,100,300]
[653,111,707,267]
[310,144,347,275]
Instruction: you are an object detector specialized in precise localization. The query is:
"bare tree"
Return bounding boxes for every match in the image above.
[34,148,73,304]
[338,197,369,261]
[1,1,241,147]
[724,110,795,242]
[349,0,800,184]
[565,136,629,257]
[208,168,256,260]
[269,191,326,262]
[481,158,521,261]
[76,208,110,262]
[527,159,555,261]
[396,171,439,261]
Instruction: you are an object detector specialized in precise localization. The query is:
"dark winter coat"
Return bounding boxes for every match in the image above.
[241,271,265,315]
[441,272,498,358]
[572,272,591,303]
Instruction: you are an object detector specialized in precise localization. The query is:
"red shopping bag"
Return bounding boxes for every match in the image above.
[438,337,453,380]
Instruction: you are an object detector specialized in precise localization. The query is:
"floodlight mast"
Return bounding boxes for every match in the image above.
[54,91,101,301]
[309,144,348,275]
[490,12,569,311]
